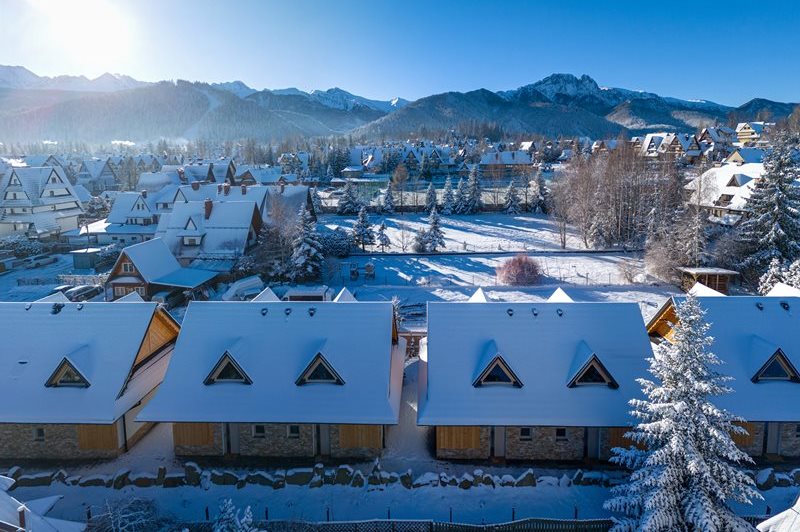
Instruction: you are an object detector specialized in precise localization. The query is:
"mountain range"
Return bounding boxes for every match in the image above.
[0,66,794,144]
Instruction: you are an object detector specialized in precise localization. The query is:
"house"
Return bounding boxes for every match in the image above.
[736,122,769,145]
[657,133,702,161]
[0,166,84,238]
[79,190,161,246]
[418,301,653,461]
[106,238,217,301]
[0,301,179,459]
[0,475,85,531]
[76,159,118,193]
[139,301,404,459]
[478,151,532,178]
[646,295,800,458]
[154,199,262,271]
[684,162,765,224]
[758,493,800,531]
[725,147,766,165]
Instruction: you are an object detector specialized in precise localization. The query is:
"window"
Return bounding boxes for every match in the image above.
[296,353,344,385]
[752,349,800,383]
[203,352,252,385]
[287,425,300,439]
[49,190,55,196]
[473,356,522,388]
[568,354,619,389]
[135,287,145,296]
[252,425,266,439]
[519,427,532,441]
[555,428,567,441]
[45,358,90,388]
[33,427,45,442]
[114,286,126,297]
[121,262,134,273]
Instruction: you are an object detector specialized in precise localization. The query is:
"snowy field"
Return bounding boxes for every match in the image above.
[0,253,77,301]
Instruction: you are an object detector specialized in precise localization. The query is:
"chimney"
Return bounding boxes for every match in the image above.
[191,181,200,191]
[217,184,223,194]
[223,183,230,196]
[204,198,213,220]
[18,506,26,530]
[241,184,247,195]
[141,189,147,198]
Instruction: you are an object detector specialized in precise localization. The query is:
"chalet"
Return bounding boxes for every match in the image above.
[698,126,735,146]
[657,133,702,161]
[106,238,217,301]
[210,160,236,184]
[646,295,800,458]
[478,151,532,178]
[685,162,765,224]
[341,166,365,179]
[418,301,653,461]
[0,166,84,238]
[76,159,118,193]
[639,133,665,157]
[139,301,404,459]
[736,122,769,145]
[82,190,162,246]
[726,147,766,165]
[0,301,179,459]
[277,152,309,175]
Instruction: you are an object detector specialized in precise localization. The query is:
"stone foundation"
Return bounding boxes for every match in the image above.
[237,423,315,457]
[0,423,121,460]
[779,422,800,457]
[505,426,584,461]
[738,422,766,457]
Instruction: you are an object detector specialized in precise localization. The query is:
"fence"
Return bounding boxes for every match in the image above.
[57,273,109,286]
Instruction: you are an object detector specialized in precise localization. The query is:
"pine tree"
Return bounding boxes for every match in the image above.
[425,207,446,252]
[377,220,391,252]
[529,172,548,213]
[758,257,787,294]
[453,177,468,214]
[464,165,483,214]
[289,207,325,282]
[351,206,375,251]
[738,130,800,275]
[425,182,438,213]
[441,176,454,215]
[310,187,322,215]
[605,294,760,532]
[419,153,431,179]
[382,184,395,214]
[785,259,800,287]
[503,178,521,214]
[337,181,362,215]
[213,499,240,532]
[325,164,334,183]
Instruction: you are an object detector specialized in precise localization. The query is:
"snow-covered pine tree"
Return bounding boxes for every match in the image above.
[738,130,800,275]
[504,178,521,214]
[337,181,362,215]
[464,165,483,214]
[441,176,454,215]
[377,220,391,252]
[425,207,446,252]
[453,176,468,214]
[351,206,375,251]
[419,153,431,179]
[310,187,323,214]
[604,294,760,532]
[533,172,549,213]
[758,257,787,294]
[212,499,240,532]
[425,182,438,213]
[785,259,800,288]
[325,164,334,184]
[288,206,325,282]
[382,184,395,214]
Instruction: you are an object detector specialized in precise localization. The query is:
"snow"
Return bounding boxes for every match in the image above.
[547,287,574,302]
[252,286,280,302]
[767,283,800,298]
[333,287,357,302]
[468,288,489,302]
[758,493,800,531]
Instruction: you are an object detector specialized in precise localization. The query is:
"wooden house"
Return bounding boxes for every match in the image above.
[139,301,404,459]
[736,122,768,145]
[419,300,653,462]
[76,159,119,193]
[0,301,179,459]
[646,295,800,459]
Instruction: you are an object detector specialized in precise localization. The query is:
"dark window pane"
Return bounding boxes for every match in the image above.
[577,364,606,384]
[761,358,790,379]
[484,363,512,383]
[307,362,335,381]
[217,362,244,381]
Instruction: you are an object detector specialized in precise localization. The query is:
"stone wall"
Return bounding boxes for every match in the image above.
[505,426,584,461]
[0,423,120,460]
[779,422,800,457]
[738,422,766,457]
[436,427,491,460]
[329,425,383,460]
[173,423,224,457]
[237,423,315,457]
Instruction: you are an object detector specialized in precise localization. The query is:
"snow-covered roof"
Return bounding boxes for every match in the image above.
[767,283,800,298]
[547,287,574,302]
[418,302,652,426]
[687,281,725,297]
[479,151,532,166]
[0,475,85,531]
[71,183,92,203]
[113,238,217,289]
[252,286,280,302]
[35,291,70,303]
[468,287,489,303]
[333,287,357,302]
[758,493,800,531]
[0,302,172,424]
[139,301,404,424]
[726,148,765,164]
[116,291,145,302]
[686,162,766,213]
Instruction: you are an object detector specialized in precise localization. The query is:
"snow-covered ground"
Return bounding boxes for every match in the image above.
[0,253,76,301]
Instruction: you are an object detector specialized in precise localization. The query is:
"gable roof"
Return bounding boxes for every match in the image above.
[252,286,280,302]
[112,238,217,289]
[140,301,403,424]
[468,287,489,302]
[333,287,356,302]
[419,301,652,426]
[547,287,574,302]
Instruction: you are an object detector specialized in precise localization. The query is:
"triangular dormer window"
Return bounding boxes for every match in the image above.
[185,218,197,231]
[204,352,252,384]
[473,356,522,388]
[296,353,344,385]
[48,172,62,184]
[9,175,21,186]
[568,355,619,389]
[752,349,800,383]
[46,358,90,388]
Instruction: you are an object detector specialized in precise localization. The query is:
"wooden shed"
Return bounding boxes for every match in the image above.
[676,267,739,294]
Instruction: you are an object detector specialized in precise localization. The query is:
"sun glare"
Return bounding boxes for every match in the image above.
[27,0,133,77]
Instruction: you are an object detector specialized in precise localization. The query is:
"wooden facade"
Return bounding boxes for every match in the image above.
[437,426,482,450]
[173,422,215,447]
[134,310,180,367]
[677,268,738,294]
[77,424,119,450]
[646,300,679,343]
[338,424,382,449]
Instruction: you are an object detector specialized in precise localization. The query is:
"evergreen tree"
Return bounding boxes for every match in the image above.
[424,207,446,252]
[785,259,800,287]
[441,176,454,215]
[529,172,548,213]
[758,257,787,294]
[351,207,375,251]
[738,130,800,275]
[605,294,760,532]
[325,164,335,184]
[288,207,325,282]
[382,184,395,214]
[425,182,438,213]
[377,220,391,252]
[310,187,323,215]
[212,499,240,532]
[337,181,362,215]
[503,178,521,214]
[419,153,432,179]
[453,177,468,214]
[464,165,483,214]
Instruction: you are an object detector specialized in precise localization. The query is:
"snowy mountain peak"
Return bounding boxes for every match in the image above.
[308,87,406,113]
[531,73,603,100]
[211,80,257,98]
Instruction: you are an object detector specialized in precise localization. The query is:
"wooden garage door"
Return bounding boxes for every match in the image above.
[173,423,214,446]
[338,425,382,449]
[437,426,481,450]
[77,424,118,450]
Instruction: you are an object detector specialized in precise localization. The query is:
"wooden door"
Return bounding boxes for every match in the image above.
[586,428,599,459]
[318,425,331,455]
[766,422,780,454]
[492,426,505,458]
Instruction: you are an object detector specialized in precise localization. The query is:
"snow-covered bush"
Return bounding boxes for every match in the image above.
[319,227,352,258]
[90,498,159,532]
[0,234,46,258]
[496,254,542,285]
[212,499,257,532]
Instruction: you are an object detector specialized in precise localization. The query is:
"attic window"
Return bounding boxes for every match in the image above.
[473,356,523,388]
[296,353,344,385]
[204,352,252,385]
[45,358,90,388]
[752,349,800,383]
[568,355,620,389]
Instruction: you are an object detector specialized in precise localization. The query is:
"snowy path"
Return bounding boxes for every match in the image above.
[382,359,433,470]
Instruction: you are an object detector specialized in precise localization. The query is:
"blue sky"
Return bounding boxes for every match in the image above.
[1,0,798,106]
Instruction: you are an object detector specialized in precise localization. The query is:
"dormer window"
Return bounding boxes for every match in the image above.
[568,355,619,389]
[473,356,522,388]
[296,353,344,385]
[204,352,252,385]
[46,358,90,388]
[121,262,135,273]
[752,349,800,383]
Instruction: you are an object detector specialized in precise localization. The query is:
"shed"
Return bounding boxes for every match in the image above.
[70,247,102,270]
[676,266,739,294]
